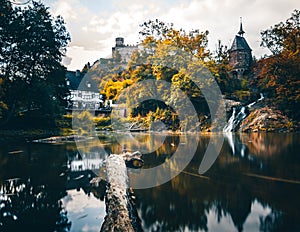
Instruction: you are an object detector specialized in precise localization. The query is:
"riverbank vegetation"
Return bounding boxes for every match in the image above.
[96,11,300,131]
[0,0,70,129]
[0,0,299,134]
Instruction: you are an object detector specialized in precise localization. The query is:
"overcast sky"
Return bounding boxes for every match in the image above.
[41,0,299,71]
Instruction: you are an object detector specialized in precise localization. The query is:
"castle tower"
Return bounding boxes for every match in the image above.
[229,18,252,79]
[115,37,124,47]
[112,37,138,63]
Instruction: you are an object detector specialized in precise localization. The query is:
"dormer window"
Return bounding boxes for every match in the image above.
[66,80,70,86]
[86,82,91,88]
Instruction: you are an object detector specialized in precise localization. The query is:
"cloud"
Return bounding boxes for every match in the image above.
[45,0,300,70]
[51,0,80,21]
[62,55,72,66]
[65,46,102,71]
[161,0,299,57]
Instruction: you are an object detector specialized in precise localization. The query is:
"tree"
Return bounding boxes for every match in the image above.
[0,77,8,119]
[139,19,174,41]
[100,20,227,130]
[212,40,233,95]
[257,9,300,120]
[261,9,300,55]
[0,0,70,127]
[139,19,210,61]
[81,62,91,73]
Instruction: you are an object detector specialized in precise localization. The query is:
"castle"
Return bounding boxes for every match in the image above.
[112,37,138,63]
[229,20,252,79]
[110,21,253,79]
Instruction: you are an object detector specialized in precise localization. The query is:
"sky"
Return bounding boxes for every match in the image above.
[39,0,299,71]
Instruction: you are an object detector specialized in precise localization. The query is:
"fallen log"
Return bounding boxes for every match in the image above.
[100,152,143,232]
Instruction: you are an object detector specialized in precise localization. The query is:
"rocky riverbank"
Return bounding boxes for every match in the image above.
[240,106,297,132]
[223,95,298,132]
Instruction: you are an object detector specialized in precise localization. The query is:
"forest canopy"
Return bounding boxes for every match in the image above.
[0,0,70,128]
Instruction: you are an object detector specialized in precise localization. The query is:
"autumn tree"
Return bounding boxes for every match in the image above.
[100,19,227,130]
[212,40,234,95]
[0,0,70,127]
[131,20,214,128]
[257,9,300,120]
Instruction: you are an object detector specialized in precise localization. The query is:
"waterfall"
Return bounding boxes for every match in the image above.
[223,106,247,132]
[223,93,264,132]
[223,108,236,132]
[248,93,264,108]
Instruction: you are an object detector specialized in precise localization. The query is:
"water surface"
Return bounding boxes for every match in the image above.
[0,132,299,231]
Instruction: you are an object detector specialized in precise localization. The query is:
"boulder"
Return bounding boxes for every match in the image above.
[240,107,295,132]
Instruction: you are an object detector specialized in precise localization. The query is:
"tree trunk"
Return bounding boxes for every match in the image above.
[100,153,143,232]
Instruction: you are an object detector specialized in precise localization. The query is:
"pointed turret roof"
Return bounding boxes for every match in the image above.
[230,36,251,52]
[238,17,245,36]
[230,18,251,52]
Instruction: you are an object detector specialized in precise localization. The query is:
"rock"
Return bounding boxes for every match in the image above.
[122,151,144,169]
[224,99,242,110]
[240,107,295,132]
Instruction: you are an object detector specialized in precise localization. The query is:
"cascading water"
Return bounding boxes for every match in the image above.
[248,93,264,108]
[223,93,264,132]
[223,106,247,132]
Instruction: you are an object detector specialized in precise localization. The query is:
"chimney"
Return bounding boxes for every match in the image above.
[75,70,81,77]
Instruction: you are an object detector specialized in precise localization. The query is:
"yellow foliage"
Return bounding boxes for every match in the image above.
[103,79,134,100]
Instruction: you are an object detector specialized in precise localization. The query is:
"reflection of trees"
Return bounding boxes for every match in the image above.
[141,135,179,168]
[0,178,70,231]
[136,171,300,232]
[135,174,252,231]
[260,211,283,232]
[1,132,298,231]
[0,143,71,231]
[134,133,300,232]
[240,133,296,157]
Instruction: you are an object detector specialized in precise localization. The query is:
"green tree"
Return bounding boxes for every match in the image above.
[0,0,70,127]
[0,77,8,119]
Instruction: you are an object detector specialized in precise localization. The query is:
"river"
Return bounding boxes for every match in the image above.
[0,132,299,231]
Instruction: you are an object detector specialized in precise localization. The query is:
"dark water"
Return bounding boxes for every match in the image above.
[0,132,299,232]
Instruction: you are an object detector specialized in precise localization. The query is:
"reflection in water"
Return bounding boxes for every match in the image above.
[0,141,107,231]
[133,133,300,232]
[0,178,70,231]
[62,189,106,232]
[0,133,299,231]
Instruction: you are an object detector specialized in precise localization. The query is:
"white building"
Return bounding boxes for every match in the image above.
[65,70,104,111]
